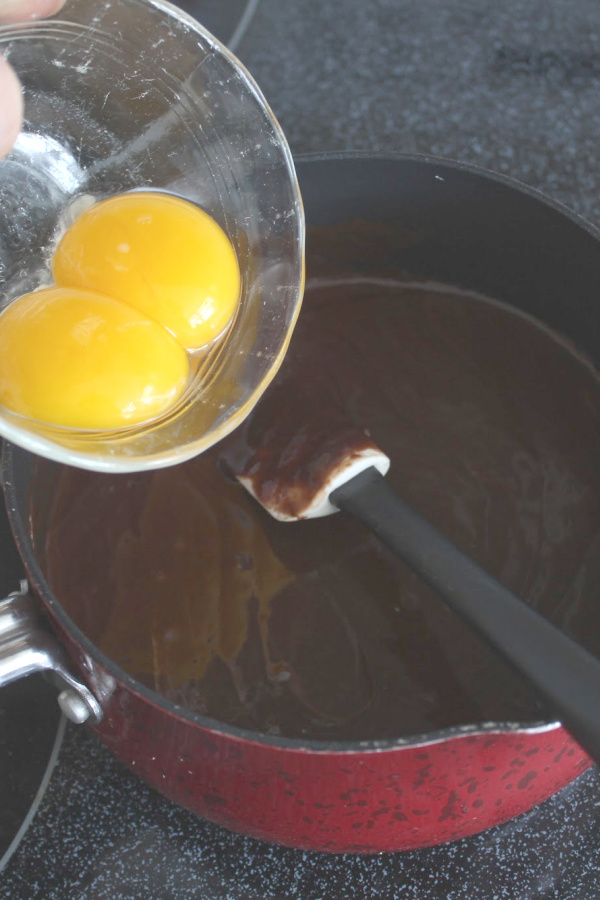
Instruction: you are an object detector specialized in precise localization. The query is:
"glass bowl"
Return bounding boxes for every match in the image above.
[0,0,304,472]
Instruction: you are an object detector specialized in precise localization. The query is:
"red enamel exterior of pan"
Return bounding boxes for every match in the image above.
[3,154,597,853]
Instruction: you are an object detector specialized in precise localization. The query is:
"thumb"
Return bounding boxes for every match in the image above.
[0,0,67,25]
[0,53,22,159]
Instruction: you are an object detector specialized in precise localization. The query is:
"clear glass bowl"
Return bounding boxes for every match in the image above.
[0,0,304,472]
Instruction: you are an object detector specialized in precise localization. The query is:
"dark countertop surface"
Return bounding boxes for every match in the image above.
[241,0,600,228]
[4,0,600,897]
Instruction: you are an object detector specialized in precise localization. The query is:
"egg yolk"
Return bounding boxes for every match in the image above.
[0,287,190,430]
[52,192,241,351]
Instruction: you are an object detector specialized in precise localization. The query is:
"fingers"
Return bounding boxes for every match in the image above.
[0,0,66,24]
[0,0,66,158]
[0,52,22,158]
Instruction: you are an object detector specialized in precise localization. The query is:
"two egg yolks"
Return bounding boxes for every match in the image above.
[0,192,240,430]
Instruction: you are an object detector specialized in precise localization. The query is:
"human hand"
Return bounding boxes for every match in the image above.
[0,0,67,158]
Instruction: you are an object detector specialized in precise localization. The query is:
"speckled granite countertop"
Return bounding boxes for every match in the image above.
[3,0,600,896]
[241,0,600,228]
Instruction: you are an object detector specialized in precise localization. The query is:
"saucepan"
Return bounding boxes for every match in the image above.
[0,153,598,854]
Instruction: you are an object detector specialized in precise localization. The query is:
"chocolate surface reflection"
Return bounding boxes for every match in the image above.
[29,224,600,741]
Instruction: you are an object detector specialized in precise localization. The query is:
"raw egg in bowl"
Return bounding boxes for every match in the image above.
[0,0,304,472]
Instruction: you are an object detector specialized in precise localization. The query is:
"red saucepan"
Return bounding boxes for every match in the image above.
[0,153,598,854]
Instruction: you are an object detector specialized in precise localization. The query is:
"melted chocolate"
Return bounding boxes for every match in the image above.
[222,371,376,521]
[28,224,600,741]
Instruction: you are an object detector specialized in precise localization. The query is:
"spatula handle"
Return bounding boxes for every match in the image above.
[331,467,600,763]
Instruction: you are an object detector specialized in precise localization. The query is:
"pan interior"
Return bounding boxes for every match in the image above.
[7,157,600,749]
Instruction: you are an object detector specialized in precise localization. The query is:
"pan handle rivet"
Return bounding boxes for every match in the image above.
[57,689,91,724]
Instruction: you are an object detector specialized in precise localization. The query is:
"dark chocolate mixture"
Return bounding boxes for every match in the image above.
[28,224,600,741]
[221,330,379,521]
